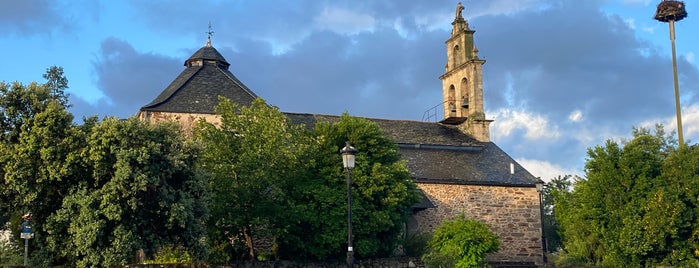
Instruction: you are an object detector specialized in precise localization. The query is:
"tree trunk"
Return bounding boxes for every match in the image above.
[242,226,256,260]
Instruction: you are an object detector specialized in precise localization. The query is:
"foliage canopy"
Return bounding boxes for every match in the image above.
[195,98,421,262]
[554,125,699,267]
[1,69,208,267]
[277,113,421,260]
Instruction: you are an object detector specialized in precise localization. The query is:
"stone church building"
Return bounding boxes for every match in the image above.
[138,4,545,266]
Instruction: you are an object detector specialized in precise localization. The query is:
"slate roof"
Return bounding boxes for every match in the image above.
[140,45,257,114]
[286,113,539,186]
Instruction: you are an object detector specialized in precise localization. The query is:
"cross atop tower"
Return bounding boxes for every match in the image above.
[205,22,214,47]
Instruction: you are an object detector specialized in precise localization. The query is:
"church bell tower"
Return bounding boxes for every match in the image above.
[439,2,492,142]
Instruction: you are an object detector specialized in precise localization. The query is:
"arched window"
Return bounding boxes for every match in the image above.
[461,78,469,109]
[448,85,456,116]
[452,45,460,67]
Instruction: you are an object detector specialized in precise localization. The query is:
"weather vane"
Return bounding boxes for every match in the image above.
[207,22,214,39]
[205,22,214,47]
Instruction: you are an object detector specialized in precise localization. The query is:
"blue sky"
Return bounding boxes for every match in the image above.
[1,0,698,181]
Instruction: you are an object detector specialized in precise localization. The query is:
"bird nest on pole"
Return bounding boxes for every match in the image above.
[654,1,687,22]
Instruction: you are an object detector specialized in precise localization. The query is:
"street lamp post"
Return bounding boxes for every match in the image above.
[341,141,357,268]
[535,181,547,264]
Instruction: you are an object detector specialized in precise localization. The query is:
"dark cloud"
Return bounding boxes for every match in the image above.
[130,0,322,43]
[0,0,66,35]
[224,27,445,120]
[91,37,181,118]
[484,1,697,123]
[67,95,110,121]
[467,0,699,171]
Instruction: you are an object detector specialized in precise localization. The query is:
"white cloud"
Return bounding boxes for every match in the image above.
[623,18,636,30]
[490,108,560,140]
[637,103,699,143]
[313,7,376,35]
[685,52,695,64]
[676,104,699,141]
[516,158,583,182]
[568,109,583,122]
[640,25,656,34]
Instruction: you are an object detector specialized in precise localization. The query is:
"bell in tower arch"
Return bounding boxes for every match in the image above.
[461,97,469,109]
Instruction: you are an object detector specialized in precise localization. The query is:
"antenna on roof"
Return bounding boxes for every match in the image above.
[205,22,214,47]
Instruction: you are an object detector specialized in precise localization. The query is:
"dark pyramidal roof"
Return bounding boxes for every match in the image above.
[140,40,257,114]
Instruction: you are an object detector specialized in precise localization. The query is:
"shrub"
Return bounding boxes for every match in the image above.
[144,244,193,264]
[402,232,432,257]
[422,215,499,268]
[0,239,23,266]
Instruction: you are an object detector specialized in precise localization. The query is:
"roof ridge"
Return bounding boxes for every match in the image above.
[216,66,258,99]
[142,65,204,109]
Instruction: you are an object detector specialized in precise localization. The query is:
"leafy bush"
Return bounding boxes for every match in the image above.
[423,215,499,268]
[0,239,23,266]
[402,232,432,257]
[206,241,232,265]
[145,244,193,264]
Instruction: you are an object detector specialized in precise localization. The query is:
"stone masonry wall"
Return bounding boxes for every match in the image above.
[138,111,220,134]
[413,183,543,265]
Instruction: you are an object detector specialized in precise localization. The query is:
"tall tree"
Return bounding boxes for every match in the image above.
[635,144,699,265]
[194,97,307,262]
[43,118,208,267]
[2,69,208,267]
[0,73,77,265]
[554,125,699,267]
[277,114,421,260]
[196,98,420,262]
[542,175,575,253]
[42,66,70,107]
[0,81,55,143]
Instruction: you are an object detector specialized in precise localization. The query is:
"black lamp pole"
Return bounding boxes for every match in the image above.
[536,180,547,264]
[341,141,357,268]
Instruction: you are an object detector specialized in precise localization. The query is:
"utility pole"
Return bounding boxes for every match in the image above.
[654,0,687,147]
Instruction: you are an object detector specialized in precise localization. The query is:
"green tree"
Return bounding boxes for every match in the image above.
[0,73,77,265]
[542,175,575,253]
[196,99,420,262]
[42,65,70,107]
[277,114,421,260]
[0,82,60,143]
[194,97,307,262]
[636,144,699,266]
[554,125,699,267]
[422,214,499,268]
[2,68,208,267]
[44,118,208,267]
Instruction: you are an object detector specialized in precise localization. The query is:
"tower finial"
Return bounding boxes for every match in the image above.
[205,22,214,47]
[455,2,464,20]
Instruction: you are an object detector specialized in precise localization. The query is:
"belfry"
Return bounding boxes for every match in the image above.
[439,2,492,142]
